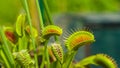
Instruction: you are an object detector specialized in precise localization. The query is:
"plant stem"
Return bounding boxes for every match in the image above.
[36,0,44,30]
[45,40,50,68]
[63,51,77,68]
[1,50,10,68]
[40,40,50,68]
[40,53,45,68]
[36,0,51,68]
[75,55,97,67]
[67,51,76,68]
[42,0,53,25]
[23,0,38,68]
[0,27,15,68]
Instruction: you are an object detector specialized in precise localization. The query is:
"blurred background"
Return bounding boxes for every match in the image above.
[0,0,120,67]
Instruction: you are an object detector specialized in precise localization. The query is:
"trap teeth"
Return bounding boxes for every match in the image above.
[13,50,34,66]
[51,43,63,64]
[65,31,95,51]
[42,25,62,39]
[94,54,118,68]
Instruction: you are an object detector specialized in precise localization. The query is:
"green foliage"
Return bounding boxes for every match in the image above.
[0,27,15,68]
[0,0,119,25]
[0,0,118,68]
[75,54,117,68]
[16,14,26,36]
[13,50,34,67]
[46,0,120,13]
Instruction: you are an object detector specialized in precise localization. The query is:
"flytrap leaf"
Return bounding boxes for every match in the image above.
[51,43,63,64]
[13,50,34,67]
[0,27,15,67]
[65,31,95,51]
[75,54,118,68]
[94,54,118,68]
[16,14,26,36]
[25,25,38,38]
[4,27,18,44]
[42,25,62,39]
[48,46,57,62]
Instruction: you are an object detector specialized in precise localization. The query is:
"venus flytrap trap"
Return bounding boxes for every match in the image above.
[41,25,62,44]
[0,27,15,68]
[51,43,63,64]
[62,30,95,68]
[94,54,117,68]
[0,0,118,68]
[42,25,62,39]
[25,25,38,38]
[40,25,62,68]
[15,13,26,37]
[13,50,34,67]
[65,31,95,51]
[4,27,18,44]
[75,54,118,68]
[47,46,57,62]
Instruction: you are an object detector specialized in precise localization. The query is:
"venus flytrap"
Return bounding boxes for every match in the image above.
[15,13,26,37]
[75,54,118,68]
[40,25,62,68]
[4,27,18,44]
[38,1,62,67]
[47,46,57,62]
[94,54,117,68]
[15,14,29,51]
[51,43,63,64]
[0,27,15,68]
[0,0,118,68]
[13,50,34,67]
[65,31,95,51]
[13,13,38,51]
[40,0,59,42]
[3,27,18,52]
[22,0,39,67]
[25,25,38,38]
[63,30,95,68]
[42,25,62,39]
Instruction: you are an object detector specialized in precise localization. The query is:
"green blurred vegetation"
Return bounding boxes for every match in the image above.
[0,0,23,25]
[0,0,120,25]
[47,0,120,13]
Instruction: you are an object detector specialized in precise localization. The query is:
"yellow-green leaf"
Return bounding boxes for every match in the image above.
[15,14,26,36]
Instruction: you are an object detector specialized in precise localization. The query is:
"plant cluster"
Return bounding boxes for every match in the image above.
[0,0,118,68]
